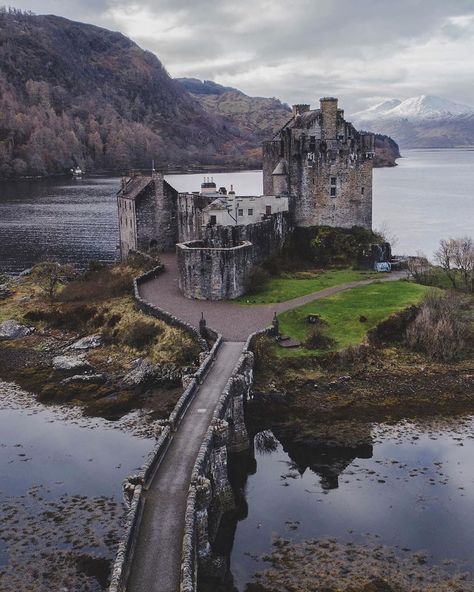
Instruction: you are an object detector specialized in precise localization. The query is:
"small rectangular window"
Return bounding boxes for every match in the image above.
[330,187,336,197]
[248,209,253,216]
[266,205,272,215]
[210,215,217,225]
[361,187,365,194]
[238,209,244,216]
[331,177,337,185]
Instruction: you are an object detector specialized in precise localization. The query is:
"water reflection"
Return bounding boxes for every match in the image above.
[204,415,474,591]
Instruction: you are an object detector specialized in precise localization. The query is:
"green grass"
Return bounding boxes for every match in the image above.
[276,280,430,357]
[236,269,378,304]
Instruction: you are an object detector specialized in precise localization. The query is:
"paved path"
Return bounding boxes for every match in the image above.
[127,341,244,592]
[140,253,406,341]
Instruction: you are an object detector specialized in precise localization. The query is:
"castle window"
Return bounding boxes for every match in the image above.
[266,205,272,215]
[331,177,337,185]
[248,209,253,216]
[210,215,217,225]
[361,187,365,194]
[330,187,336,197]
[238,209,244,216]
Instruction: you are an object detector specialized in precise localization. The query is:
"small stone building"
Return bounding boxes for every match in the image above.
[117,172,178,258]
[263,97,374,229]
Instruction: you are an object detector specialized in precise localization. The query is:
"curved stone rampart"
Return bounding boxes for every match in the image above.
[177,240,254,300]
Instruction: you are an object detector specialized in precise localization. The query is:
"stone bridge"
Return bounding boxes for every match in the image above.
[109,257,405,592]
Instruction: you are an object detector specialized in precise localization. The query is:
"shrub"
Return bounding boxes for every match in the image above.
[119,319,163,349]
[367,305,419,347]
[405,290,469,361]
[304,328,335,350]
[244,266,271,295]
[59,267,132,302]
[24,305,98,331]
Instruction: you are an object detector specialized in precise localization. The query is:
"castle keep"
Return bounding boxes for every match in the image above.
[263,97,374,229]
[117,97,375,300]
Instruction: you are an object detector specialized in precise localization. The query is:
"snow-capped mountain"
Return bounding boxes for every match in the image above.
[353,95,474,122]
[351,95,474,148]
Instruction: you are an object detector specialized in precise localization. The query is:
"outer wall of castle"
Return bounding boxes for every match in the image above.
[177,212,291,300]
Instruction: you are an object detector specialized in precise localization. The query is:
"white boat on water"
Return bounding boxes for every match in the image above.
[71,166,84,178]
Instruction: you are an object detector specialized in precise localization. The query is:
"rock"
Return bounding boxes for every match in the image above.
[18,267,33,277]
[123,360,183,387]
[68,334,103,350]
[52,355,92,372]
[0,320,34,340]
[61,374,107,385]
[0,284,12,300]
[123,360,155,386]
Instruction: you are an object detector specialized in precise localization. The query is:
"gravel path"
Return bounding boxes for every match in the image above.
[139,253,406,341]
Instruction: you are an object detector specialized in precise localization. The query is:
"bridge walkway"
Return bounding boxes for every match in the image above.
[127,341,244,592]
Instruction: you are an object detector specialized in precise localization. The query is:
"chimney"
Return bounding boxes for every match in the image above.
[320,97,338,139]
[292,104,310,117]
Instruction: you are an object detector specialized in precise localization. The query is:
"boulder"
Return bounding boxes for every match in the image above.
[68,334,103,350]
[123,360,183,387]
[52,355,92,372]
[61,374,107,385]
[0,284,12,300]
[0,320,34,340]
[123,360,155,386]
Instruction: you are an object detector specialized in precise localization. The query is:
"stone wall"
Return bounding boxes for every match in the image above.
[177,193,213,242]
[177,211,291,300]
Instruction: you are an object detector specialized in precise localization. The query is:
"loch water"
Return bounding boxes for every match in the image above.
[1,149,473,273]
[228,417,474,590]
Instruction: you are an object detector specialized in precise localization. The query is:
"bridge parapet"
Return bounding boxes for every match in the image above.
[181,329,270,592]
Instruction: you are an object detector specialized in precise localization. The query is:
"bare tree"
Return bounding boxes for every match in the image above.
[452,237,474,293]
[434,239,458,288]
[31,262,76,302]
[406,252,434,284]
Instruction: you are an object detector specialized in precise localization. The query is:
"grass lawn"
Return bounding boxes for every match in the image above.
[276,281,430,357]
[236,269,378,304]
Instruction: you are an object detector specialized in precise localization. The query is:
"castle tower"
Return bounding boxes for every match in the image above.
[262,97,374,230]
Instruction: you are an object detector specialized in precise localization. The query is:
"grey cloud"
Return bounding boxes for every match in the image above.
[8,0,474,111]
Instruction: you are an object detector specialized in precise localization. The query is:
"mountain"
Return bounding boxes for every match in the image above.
[0,9,399,178]
[178,78,400,167]
[0,9,255,178]
[352,95,474,148]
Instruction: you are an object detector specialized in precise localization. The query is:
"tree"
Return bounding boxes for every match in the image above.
[435,237,474,292]
[452,237,474,293]
[434,239,458,288]
[31,262,76,302]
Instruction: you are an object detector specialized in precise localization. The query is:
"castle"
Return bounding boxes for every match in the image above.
[118,97,375,300]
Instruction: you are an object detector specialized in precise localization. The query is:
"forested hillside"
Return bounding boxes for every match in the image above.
[0,8,252,178]
[0,9,399,179]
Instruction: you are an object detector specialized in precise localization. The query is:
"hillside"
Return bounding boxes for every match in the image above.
[0,9,252,178]
[179,78,401,167]
[0,9,399,179]
[352,95,474,148]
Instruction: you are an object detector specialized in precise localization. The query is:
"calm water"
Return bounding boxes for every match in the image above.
[230,418,474,589]
[0,150,473,273]
[0,385,153,590]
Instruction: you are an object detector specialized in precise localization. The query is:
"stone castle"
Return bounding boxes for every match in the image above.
[118,97,375,300]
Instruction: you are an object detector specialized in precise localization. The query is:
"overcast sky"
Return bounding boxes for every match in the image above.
[8,0,474,112]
